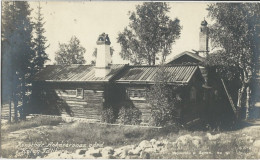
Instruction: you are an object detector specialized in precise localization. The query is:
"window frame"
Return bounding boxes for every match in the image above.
[126,88,146,101]
[76,88,84,99]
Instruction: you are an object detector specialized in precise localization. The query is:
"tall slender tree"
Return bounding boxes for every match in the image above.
[2,1,35,121]
[33,2,49,74]
[2,1,16,122]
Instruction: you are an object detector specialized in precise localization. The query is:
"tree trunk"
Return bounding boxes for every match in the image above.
[21,75,26,119]
[245,86,251,120]
[13,73,19,122]
[148,53,151,65]
[162,54,166,64]
[236,85,245,119]
[8,98,12,122]
[152,53,156,65]
[13,93,18,122]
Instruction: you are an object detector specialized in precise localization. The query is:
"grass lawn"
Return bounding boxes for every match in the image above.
[1,116,171,158]
[1,116,260,159]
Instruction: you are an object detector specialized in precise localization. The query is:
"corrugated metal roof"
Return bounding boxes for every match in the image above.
[116,65,199,84]
[32,64,125,82]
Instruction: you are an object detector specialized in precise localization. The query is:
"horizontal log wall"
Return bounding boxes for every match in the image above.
[132,100,151,124]
[121,84,152,124]
[54,89,104,121]
[32,82,106,121]
[1,104,15,120]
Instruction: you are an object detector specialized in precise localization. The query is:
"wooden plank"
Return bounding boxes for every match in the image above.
[135,105,151,109]
[58,97,88,102]
[73,110,101,114]
[57,99,102,104]
[74,114,101,117]
[135,106,151,110]
[62,101,88,105]
[69,106,102,111]
[70,108,101,112]
[221,79,237,114]
[84,93,103,97]
[73,114,101,117]
[73,110,101,113]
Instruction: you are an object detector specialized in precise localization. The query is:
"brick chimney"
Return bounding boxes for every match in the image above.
[95,33,111,77]
[198,19,209,57]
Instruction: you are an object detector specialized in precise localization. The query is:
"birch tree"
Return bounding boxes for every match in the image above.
[117,2,181,65]
[205,3,260,120]
[55,36,86,65]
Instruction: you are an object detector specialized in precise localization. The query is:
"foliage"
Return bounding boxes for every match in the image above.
[54,36,86,65]
[1,2,13,104]
[147,66,182,126]
[205,3,260,119]
[118,106,142,125]
[32,2,49,74]
[117,2,181,65]
[2,1,35,121]
[101,106,116,123]
[91,47,114,65]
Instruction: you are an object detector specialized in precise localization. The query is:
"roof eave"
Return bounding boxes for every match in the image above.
[35,80,110,83]
[115,80,188,85]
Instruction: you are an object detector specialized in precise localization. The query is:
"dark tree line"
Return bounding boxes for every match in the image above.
[2,2,49,122]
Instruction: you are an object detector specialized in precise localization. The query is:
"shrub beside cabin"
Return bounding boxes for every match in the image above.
[31,21,234,125]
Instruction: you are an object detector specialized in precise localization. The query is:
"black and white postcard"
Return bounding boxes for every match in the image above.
[1,1,260,159]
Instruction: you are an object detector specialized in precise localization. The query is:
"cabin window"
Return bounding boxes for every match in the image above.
[190,87,196,101]
[127,88,146,100]
[76,88,84,99]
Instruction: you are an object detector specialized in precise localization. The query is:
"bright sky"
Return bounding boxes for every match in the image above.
[29,1,211,65]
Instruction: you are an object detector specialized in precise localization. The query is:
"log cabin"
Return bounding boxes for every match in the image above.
[30,32,206,124]
[115,65,204,124]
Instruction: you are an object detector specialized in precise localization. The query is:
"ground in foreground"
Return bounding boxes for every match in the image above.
[1,116,260,159]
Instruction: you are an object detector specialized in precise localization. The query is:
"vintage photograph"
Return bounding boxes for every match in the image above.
[1,1,260,159]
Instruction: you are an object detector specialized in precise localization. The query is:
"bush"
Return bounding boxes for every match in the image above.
[118,106,142,125]
[147,66,182,127]
[101,106,115,123]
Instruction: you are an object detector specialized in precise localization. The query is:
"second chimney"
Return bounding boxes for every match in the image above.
[198,19,209,57]
[95,33,111,77]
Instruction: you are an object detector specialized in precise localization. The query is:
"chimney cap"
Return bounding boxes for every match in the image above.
[97,32,111,45]
[201,18,208,26]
